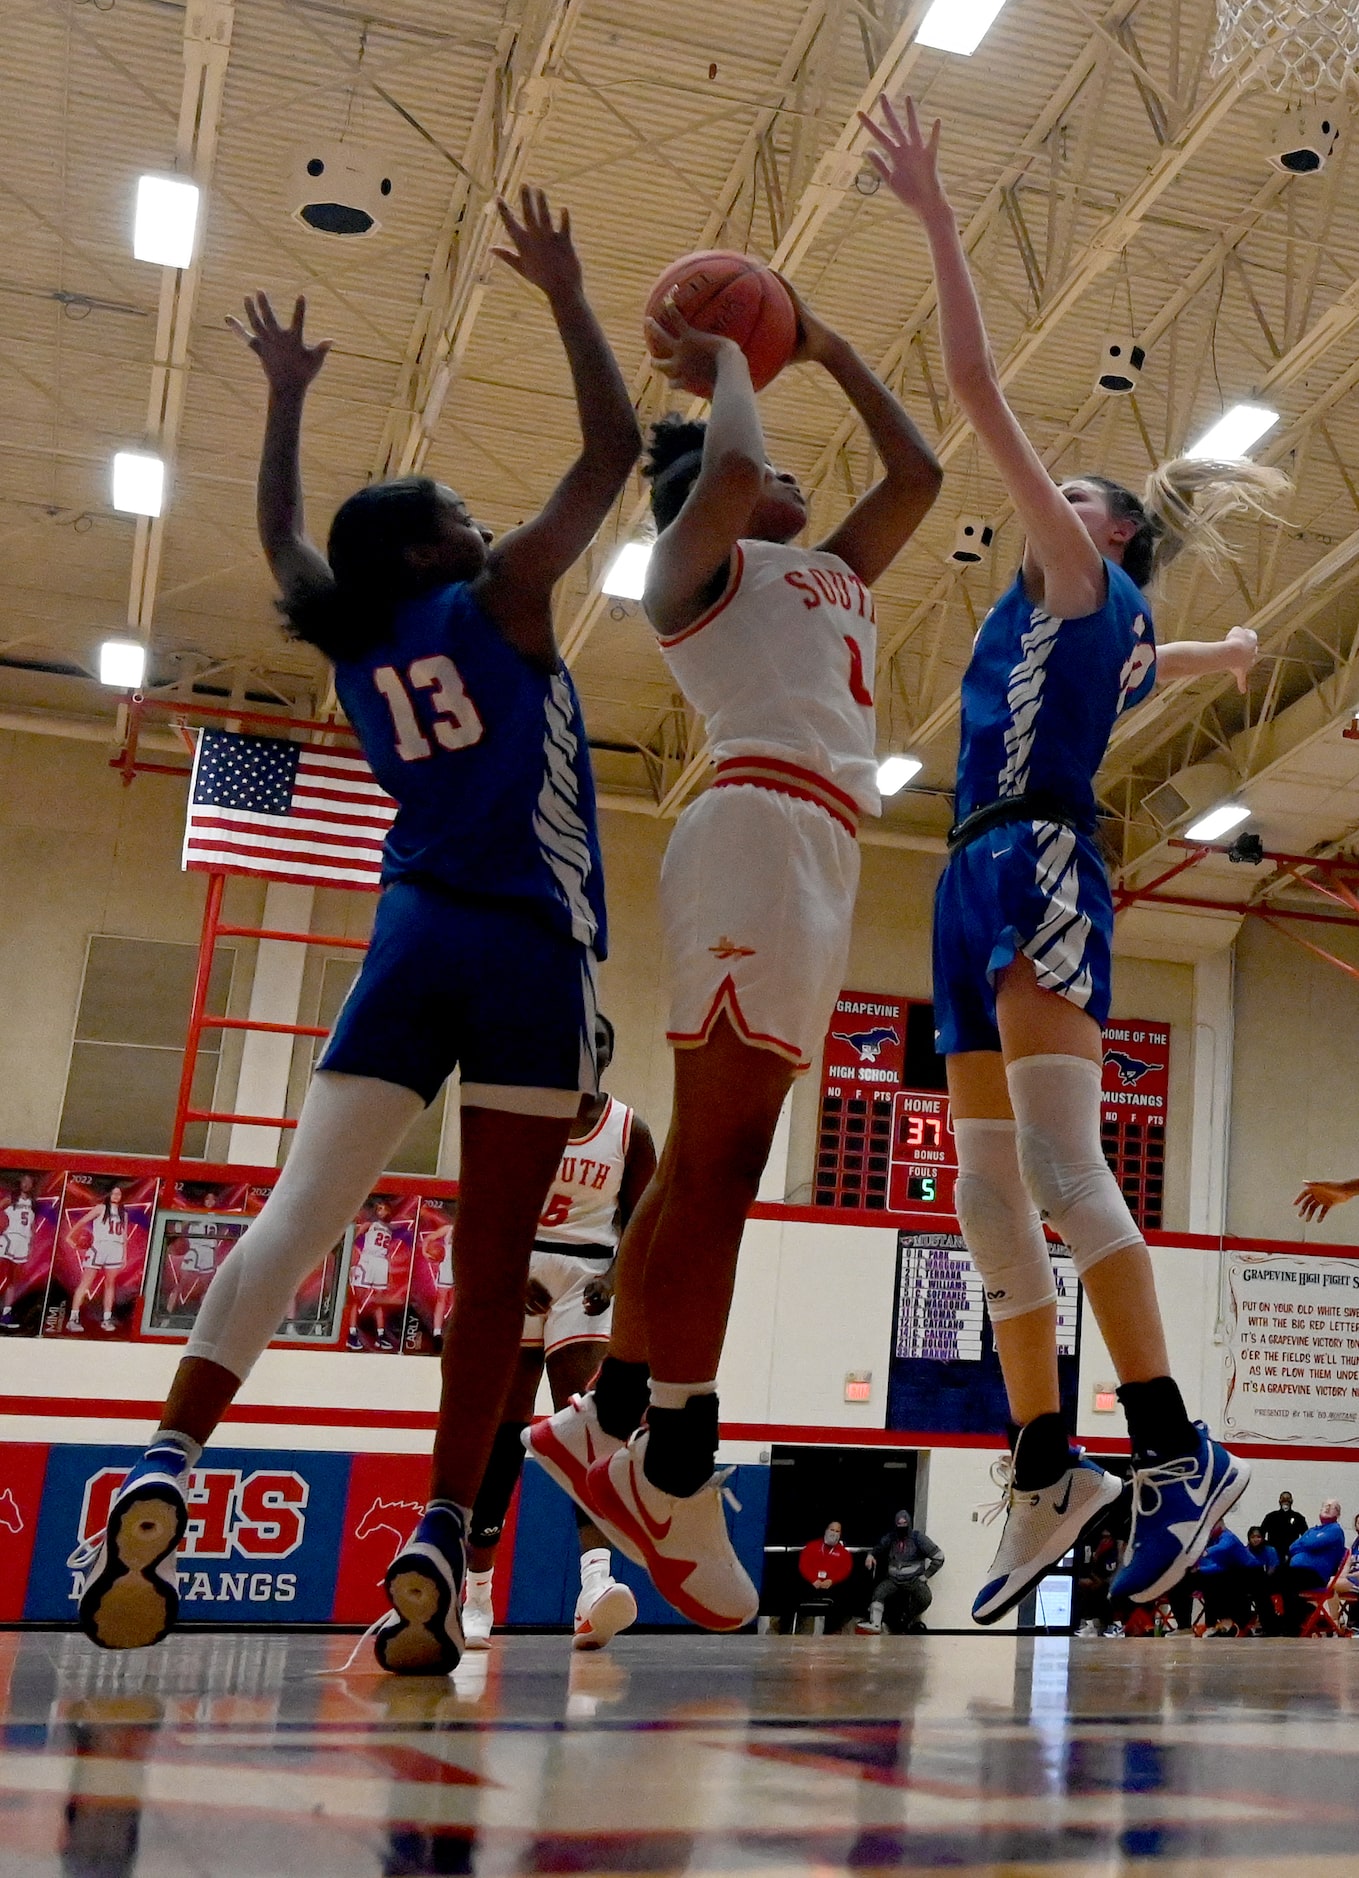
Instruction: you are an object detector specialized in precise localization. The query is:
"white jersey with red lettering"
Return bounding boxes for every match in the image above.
[658,538,881,825]
[654,538,879,1069]
[1,1199,35,1264]
[179,1221,224,1276]
[535,1096,633,1252]
[353,1218,394,1290]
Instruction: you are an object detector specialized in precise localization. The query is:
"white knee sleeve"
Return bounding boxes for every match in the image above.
[1008,1054,1142,1277]
[953,1119,1056,1322]
[187,1072,423,1381]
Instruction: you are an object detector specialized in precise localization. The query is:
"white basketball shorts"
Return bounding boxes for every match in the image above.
[661,782,860,1072]
[521,1248,613,1355]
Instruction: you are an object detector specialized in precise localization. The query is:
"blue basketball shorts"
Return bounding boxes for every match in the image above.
[319,880,599,1115]
[931,819,1114,1056]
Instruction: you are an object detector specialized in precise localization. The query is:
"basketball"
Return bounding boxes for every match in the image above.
[644,249,797,393]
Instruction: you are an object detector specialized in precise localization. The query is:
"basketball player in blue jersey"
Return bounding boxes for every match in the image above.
[72,187,640,1673]
[865,99,1286,1621]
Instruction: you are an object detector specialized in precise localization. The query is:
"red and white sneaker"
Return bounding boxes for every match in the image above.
[585,1429,757,1633]
[572,1576,637,1651]
[522,1394,641,1565]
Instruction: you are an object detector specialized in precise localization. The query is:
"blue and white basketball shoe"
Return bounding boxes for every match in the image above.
[374,1502,467,1676]
[73,1443,191,1650]
[1110,1423,1250,1604]
[973,1450,1123,1625]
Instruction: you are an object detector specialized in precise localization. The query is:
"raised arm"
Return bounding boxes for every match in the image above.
[643,314,766,636]
[1156,625,1257,692]
[478,189,641,664]
[227,294,334,607]
[861,98,1105,619]
[777,278,941,585]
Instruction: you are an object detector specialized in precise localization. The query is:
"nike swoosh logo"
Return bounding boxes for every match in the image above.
[1054,1479,1074,1516]
[630,1454,672,1543]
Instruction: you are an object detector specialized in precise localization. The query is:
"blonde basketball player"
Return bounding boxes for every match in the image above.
[528,287,941,1629]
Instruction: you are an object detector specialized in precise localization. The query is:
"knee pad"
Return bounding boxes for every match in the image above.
[953,1120,1056,1322]
[469,1421,529,1549]
[1008,1054,1142,1276]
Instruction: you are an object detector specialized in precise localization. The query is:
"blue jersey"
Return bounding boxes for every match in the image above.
[334,582,606,956]
[955,560,1156,830]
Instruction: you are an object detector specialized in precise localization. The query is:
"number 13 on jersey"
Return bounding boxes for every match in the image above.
[373,656,485,763]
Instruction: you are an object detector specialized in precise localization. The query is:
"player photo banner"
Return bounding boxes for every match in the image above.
[44,1174,158,1341]
[408,1196,457,1354]
[1224,1253,1359,1447]
[0,1168,63,1338]
[344,1192,418,1354]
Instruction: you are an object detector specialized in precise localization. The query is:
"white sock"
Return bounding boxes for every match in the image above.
[580,1546,611,1590]
[648,1379,718,1412]
[466,1568,494,1604]
[152,1429,203,1470]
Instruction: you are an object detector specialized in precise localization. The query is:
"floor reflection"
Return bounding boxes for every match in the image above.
[0,1629,1357,1875]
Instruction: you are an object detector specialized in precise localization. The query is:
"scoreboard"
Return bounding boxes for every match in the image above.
[815,990,1170,1231]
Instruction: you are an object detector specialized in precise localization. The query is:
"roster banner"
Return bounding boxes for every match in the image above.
[43,1174,159,1341]
[1225,1254,1359,1446]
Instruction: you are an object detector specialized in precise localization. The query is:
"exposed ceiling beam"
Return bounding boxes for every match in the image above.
[373,0,584,480]
[125,0,236,648]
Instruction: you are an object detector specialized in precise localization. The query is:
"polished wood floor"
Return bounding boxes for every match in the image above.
[1,1627,1357,1874]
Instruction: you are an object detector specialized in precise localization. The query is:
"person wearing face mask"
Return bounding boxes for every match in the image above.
[856,1511,944,1634]
[796,1519,859,1633]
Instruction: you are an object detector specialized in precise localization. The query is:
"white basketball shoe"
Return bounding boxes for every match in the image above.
[522,1393,640,1565]
[462,1571,494,1651]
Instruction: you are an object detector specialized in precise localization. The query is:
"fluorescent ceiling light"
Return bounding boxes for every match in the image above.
[916,0,1010,55]
[99,639,146,689]
[1185,802,1250,842]
[602,540,652,600]
[1186,404,1279,460]
[112,450,165,517]
[133,174,200,268]
[876,754,923,796]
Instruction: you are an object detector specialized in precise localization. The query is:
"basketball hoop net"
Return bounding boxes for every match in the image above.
[1210,0,1359,92]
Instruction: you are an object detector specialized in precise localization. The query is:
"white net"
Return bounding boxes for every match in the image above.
[1210,0,1359,92]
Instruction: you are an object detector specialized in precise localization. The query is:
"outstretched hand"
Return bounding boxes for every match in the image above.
[493,187,582,300]
[1296,1181,1357,1224]
[857,94,947,218]
[644,301,740,399]
[1222,624,1259,695]
[227,293,332,396]
[772,273,840,366]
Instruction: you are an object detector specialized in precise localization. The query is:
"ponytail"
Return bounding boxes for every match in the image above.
[1088,458,1289,590]
[280,476,450,663]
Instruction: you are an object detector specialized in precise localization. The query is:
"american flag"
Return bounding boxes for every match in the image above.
[183,729,396,889]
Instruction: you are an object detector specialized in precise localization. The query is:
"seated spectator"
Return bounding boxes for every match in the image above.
[1274,1498,1348,1633]
[795,1520,858,1633]
[1076,1527,1122,1637]
[1339,1515,1359,1612]
[1261,1492,1307,1563]
[1195,1522,1261,1636]
[1245,1525,1278,1573]
[856,1511,943,1635]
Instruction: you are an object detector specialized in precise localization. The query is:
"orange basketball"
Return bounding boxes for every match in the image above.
[645,249,797,394]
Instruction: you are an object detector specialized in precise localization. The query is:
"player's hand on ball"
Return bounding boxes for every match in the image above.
[1296,1181,1355,1223]
[644,305,740,399]
[1223,625,1259,694]
[524,1277,552,1317]
[772,274,838,367]
[582,1275,614,1317]
[858,95,947,217]
[228,293,332,393]
[493,187,582,301]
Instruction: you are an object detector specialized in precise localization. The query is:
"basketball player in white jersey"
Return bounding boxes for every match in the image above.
[167,1192,224,1320]
[68,1186,129,1334]
[464,1013,656,1650]
[527,291,940,1629]
[0,1173,38,1329]
[347,1198,398,1351]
